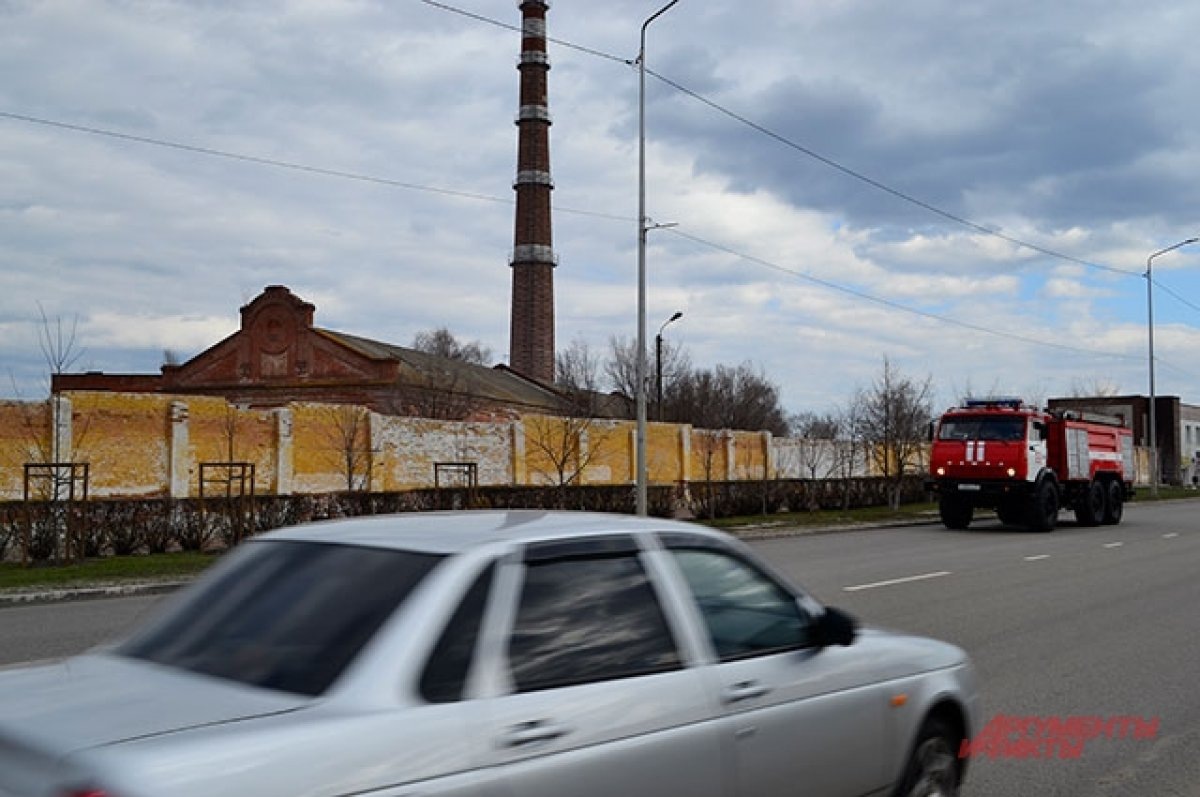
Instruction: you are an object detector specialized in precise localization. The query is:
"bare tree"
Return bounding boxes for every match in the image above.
[20,306,91,503]
[606,334,690,410]
[384,370,480,421]
[322,405,376,492]
[1066,377,1122,398]
[525,340,609,498]
[668,363,788,435]
[851,357,933,509]
[412,327,493,366]
[789,411,840,480]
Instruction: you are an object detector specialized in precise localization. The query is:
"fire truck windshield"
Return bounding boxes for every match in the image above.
[938,416,1026,441]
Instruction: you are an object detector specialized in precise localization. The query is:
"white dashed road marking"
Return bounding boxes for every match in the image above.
[1024,554,1051,561]
[1163,533,1179,539]
[843,571,952,592]
[1103,542,1124,549]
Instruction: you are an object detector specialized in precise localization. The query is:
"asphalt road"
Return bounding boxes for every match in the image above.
[1,499,1197,795]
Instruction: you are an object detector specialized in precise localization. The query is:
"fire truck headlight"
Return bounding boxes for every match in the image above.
[1007,468,1016,477]
[936,467,945,476]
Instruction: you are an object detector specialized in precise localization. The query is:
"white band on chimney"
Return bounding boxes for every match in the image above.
[522,18,546,38]
[516,105,552,123]
[511,244,558,266]
[514,170,554,188]
[520,51,550,66]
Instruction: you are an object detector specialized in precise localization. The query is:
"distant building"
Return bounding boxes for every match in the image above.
[53,286,629,421]
[1048,394,1200,485]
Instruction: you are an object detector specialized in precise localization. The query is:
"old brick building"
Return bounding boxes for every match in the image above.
[53,286,595,420]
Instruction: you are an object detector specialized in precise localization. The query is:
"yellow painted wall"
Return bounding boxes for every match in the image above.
[0,400,47,497]
[0,390,940,500]
[290,402,367,494]
[690,428,728,482]
[185,397,277,495]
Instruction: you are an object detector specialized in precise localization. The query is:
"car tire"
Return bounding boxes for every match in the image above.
[1073,480,1105,527]
[1026,480,1059,532]
[939,496,973,530]
[1102,480,1124,525]
[894,717,960,797]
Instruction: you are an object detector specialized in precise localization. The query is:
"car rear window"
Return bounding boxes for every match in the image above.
[117,540,443,696]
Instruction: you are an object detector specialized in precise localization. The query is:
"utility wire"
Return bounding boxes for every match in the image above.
[419,0,630,65]
[666,226,1148,362]
[2,108,1169,368]
[0,111,630,222]
[1153,278,1200,316]
[419,0,1138,278]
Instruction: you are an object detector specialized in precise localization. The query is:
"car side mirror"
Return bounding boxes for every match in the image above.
[813,605,858,647]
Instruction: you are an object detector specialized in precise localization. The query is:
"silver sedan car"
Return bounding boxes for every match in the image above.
[0,511,978,797]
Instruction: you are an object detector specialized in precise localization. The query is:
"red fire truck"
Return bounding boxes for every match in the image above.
[927,398,1135,531]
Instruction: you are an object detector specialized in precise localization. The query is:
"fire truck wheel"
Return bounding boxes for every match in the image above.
[1074,480,1105,527]
[1027,481,1059,532]
[1102,481,1124,525]
[939,496,973,530]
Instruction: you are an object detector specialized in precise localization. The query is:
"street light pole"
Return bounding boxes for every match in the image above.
[1146,237,1198,497]
[636,0,680,517]
[656,311,683,422]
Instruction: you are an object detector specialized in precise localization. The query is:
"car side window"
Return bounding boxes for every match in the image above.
[419,563,495,703]
[507,551,682,693]
[667,547,811,661]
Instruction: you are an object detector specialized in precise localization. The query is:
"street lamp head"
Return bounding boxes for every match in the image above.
[669,310,683,322]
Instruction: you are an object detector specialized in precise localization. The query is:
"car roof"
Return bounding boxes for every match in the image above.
[261,510,724,554]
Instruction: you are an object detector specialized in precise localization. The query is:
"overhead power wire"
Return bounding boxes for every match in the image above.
[1,108,1169,368]
[1153,278,1200,316]
[666,226,1148,362]
[419,0,1137,279]
[0,111,630,222]
[419,0,630,65]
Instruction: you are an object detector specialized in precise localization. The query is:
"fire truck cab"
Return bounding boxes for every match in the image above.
[927,398,1134,531]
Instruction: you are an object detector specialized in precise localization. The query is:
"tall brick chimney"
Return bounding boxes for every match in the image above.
[508,0,556,384]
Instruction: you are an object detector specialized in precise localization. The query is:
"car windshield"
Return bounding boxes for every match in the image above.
[117,540,443,697]
[938,416,1026,441]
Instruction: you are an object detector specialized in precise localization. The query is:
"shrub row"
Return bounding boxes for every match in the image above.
[0,476,925,563]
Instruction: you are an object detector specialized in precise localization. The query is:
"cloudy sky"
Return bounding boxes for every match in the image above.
[3,0,1199,416]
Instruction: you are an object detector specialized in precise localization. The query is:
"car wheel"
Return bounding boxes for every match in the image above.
[895,718,960,797]
[1102,480,1124,525]
[1073,480,1104,527]
[938,496,973,530]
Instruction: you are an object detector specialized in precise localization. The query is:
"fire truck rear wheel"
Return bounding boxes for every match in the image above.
[1027,480,1059,532]
[1074,480,1105,527]
[1102,481,1124,525]
[939,496,973,530]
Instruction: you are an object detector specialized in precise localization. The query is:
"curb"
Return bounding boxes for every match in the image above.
[729,516,942,541]
[0,580,191,607]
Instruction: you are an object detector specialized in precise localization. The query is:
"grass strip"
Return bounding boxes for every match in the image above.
[0,551,218,592]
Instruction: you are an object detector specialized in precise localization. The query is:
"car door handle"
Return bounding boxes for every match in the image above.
[722,680,771,704]
[497,719,573,748]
